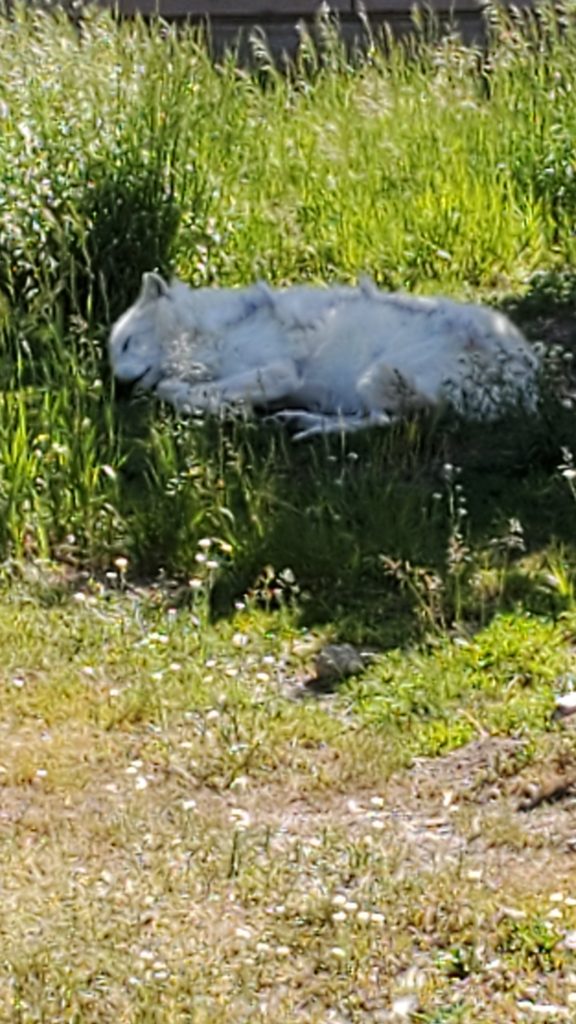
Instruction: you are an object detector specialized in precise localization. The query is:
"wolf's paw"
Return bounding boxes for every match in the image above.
[266,409,325,438]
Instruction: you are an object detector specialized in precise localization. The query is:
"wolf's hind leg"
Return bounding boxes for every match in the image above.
[270,409,394,441]
[357,358,431,415]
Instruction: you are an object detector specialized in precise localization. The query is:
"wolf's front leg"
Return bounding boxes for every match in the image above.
[156,360,300,415]
[154,377,215,413]
[216,360,301,406]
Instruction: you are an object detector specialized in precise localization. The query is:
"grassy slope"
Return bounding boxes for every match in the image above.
[1,4,576,1020]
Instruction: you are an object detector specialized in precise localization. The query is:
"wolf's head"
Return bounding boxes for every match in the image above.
[108,272,183,392]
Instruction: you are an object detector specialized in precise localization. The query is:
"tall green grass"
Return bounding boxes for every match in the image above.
[0,2,575,635]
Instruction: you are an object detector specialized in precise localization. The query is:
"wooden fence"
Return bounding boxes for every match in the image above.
[101,0,535,58]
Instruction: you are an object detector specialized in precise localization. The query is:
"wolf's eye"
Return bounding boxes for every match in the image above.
[121,336,132,354]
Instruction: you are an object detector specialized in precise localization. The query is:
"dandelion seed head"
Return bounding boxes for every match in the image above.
[229,807,251,830]
[230,775,249,791]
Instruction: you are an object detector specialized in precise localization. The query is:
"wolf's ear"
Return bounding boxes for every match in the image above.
[140,271,170,302]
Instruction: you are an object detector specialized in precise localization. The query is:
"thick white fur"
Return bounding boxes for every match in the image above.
[108,272,539,440]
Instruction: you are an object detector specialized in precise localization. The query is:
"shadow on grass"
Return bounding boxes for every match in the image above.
[110,385,576,649]
[502,269,576,352]
[4,252,575,651]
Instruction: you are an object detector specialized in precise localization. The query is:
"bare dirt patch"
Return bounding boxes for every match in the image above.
[4,714,576,1021]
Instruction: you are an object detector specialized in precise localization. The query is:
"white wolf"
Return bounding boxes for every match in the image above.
[108,271,539,440]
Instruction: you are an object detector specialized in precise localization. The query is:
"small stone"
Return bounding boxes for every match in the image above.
[516,1002,568,1017]
[391,994,419,1018]
[553,693,576,720]
[305,643,376,692]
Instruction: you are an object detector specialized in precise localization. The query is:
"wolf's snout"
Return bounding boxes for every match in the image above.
[113,377,139,401]
[113,365,153,400]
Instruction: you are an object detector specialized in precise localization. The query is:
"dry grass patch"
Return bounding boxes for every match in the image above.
[2,575,576,1021]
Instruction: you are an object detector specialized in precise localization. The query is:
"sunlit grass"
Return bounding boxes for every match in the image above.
[0,2,574,592]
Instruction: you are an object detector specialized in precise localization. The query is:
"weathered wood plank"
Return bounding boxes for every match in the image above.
[183,11,493,59]
[353,0,533,10]
[114,0,352,16]
[201,18,311,57]
[100,0,538,55]
[109,0,537,14]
